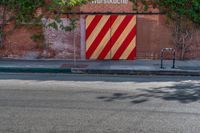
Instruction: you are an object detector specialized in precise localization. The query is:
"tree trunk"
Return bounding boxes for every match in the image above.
[0,5,6,48]
[180,47,185,60]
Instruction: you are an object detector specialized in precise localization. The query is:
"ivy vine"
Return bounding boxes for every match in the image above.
[0,0,90,48]
[0,0,45,24]
[131,0,200,60]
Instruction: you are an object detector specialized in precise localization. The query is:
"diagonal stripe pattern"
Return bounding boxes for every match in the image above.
[86,15,136,60]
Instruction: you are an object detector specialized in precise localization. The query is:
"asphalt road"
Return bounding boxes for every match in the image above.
[0,73,200,133]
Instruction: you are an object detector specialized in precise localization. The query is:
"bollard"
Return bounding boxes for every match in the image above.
[160,48,176,69]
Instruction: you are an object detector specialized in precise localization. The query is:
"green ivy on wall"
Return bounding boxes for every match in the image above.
[0,0,45,24]
[0,0,46,48]
[131,0,200,60]
[131,0,200,25]
[0,0,90,48]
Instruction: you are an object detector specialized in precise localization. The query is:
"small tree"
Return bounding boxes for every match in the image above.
[0,5,6,48]
[167,13,195,60]
[132,0,200,60]
[159,0,200,60]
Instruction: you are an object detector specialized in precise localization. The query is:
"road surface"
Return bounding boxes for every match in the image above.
[0,73,200,133]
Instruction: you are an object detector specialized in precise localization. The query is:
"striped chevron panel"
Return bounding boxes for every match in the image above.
[86,15,136,60]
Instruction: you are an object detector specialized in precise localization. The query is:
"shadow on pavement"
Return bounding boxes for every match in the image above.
[97,81,200,104]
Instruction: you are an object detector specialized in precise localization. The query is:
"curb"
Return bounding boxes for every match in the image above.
[72,68,200,76]
[0,67,200,76]
[0,67,71,73]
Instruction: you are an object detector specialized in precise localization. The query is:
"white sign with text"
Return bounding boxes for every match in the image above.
[91,0,128,4]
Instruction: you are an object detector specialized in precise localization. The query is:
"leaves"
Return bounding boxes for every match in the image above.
[131,0,200,25]
[131,0,199,59]
[0,0,90,47]
[0,0,45,24]
[48,21,58,30]
[47,0,89,32]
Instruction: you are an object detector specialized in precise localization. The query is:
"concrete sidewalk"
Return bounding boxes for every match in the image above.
[0,59,200,76]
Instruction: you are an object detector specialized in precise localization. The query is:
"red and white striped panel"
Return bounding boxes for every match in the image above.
[86,15,136,60]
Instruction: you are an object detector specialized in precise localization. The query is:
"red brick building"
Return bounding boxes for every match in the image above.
[1,1,200,60]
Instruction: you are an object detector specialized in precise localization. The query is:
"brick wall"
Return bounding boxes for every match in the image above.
[136,15,173,59]
[0,25,42,59]
[0,2,200,60]
[80,1,133,12]
[80,2,200,60]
